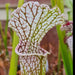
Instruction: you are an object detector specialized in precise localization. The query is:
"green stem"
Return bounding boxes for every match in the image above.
[57,43,61,72]
[56,26,73,75]
[5,3,10,55]
[0,39,1,53]
[0,4,10,56]
[9,0,24,75]
[9,32,19,75]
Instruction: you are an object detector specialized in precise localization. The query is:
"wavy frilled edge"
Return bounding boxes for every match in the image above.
[8,1,65,43]
[15,41,50,56]
[8,1,65,57]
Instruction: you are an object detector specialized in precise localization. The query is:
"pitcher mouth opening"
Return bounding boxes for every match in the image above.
[15,41,50,57]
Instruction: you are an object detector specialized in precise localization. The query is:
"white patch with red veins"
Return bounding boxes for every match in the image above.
[9,1,64,43]
[9,1,64,60]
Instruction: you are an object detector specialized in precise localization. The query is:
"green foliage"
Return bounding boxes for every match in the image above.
[9,0,24,75]
[51,0,73,75]
[18,0,24,7]
[64,0,73,11]
[56,25,73,75]
[51,0,56,7]
[0,21,8,55]
[0,38,1,53]
[64,0,73,20]
[0,3,10,55]
[9,32,19,75]
[10,9,14,43]
[66,32,72,37]
[5,3,10,55]
[68,11,73,21]
[57,43,61,72]
[5,3,10,36]
[51,0,64,13]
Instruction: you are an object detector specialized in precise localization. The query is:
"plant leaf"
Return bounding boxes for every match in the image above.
[9,32,19,75]
[9,1,64,75]
[56,25,73,75]
[0,21,8,54]
[64,0,73,20]
[64,0,73,11]
[9,0,24,75]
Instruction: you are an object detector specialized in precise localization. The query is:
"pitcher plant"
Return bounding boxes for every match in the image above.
[8,1,64,75]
